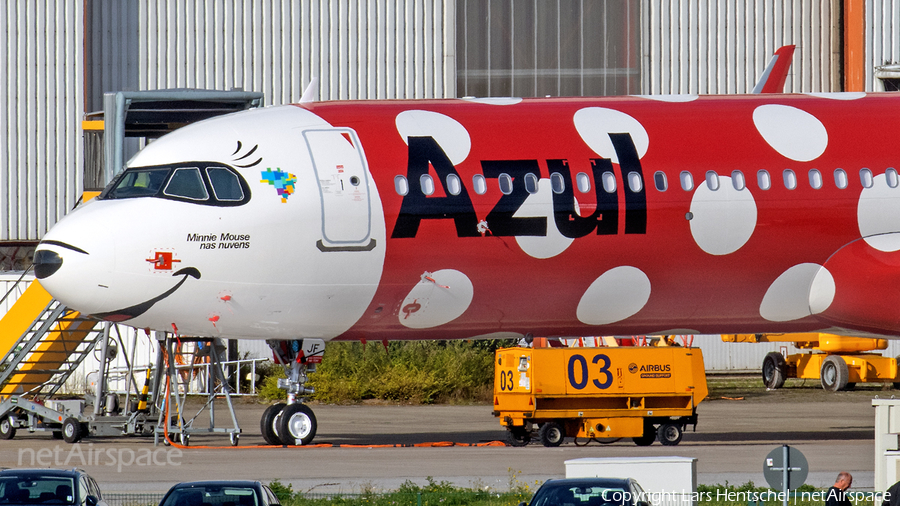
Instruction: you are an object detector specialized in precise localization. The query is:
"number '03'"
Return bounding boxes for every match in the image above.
[499,370,515,391]
[567,354,612,390]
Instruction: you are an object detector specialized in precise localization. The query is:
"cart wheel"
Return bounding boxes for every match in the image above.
[62,417,82,444]
[180,433,190,446]
[279,403,317,446]
[260,403,286,445]
[762,352,787,389]
[821,355,849,391]
[657,422,683,446]
[0,416,16,440]
[506,427,531,447]
[230,433,240,446]
[539,422,564,447]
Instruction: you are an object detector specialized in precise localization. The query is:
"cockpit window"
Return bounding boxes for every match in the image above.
[99,162,251,206]
[207,167,244,200]
[164,168,209,200]
[103,168,170,199]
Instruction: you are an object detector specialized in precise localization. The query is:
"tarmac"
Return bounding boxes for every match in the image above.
[0,384,884,494]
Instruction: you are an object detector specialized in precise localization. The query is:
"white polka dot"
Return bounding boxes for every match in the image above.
[514,179,574,259]
[858,174,900,252]
[395,110,471,165]
[577,267,651,325]
[633,94,699,103]
[760,263,835,322]
[399,270,474,329]
[809,267,836,315]
[573,108,649,164]
[460,97,523,105]
[752,104,828,162]
[806,92,867,101]
[689,175,757,255]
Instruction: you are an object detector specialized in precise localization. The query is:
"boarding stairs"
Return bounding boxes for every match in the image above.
[0,277,102,403]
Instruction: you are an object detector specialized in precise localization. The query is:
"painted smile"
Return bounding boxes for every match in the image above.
[92,267,201,322]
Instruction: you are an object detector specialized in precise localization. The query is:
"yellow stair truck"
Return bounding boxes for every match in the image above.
[493,346,707,447]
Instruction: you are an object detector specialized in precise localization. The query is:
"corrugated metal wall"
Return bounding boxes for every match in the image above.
[85,0,455,113]
[866,0,900,91]
[643,0,838,94]
[0,1,84,241]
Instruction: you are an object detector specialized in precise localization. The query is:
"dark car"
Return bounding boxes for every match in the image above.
[521,478,650,506]
[158,481,281,506]
[0,468,107,506]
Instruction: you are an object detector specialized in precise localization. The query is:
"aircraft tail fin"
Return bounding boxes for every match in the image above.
[751,45,796,93]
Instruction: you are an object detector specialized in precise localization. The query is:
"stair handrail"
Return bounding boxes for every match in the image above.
[0,264,33,308]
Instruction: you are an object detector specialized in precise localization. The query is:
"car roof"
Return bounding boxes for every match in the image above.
[0,469,84,478]
[170,481,262,488]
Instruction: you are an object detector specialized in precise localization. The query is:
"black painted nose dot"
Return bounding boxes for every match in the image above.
[34,250,63,279]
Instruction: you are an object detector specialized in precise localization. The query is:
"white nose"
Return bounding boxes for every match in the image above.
[35,210,115,315]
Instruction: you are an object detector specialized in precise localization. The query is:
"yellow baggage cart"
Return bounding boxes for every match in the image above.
[493,346,707,447]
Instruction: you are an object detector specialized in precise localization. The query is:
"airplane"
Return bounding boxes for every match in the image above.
[31,46,900,445]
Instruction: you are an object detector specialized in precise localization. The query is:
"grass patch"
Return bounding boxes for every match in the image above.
[271,476,534,506]
[260,340,508,404]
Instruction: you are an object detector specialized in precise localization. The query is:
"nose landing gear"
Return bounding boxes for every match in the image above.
[260,339,324,445]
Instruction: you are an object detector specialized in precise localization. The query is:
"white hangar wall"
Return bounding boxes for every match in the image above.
[642,0,839,94]
[84,0,456,113]
[0,1,85,242]
[867,0,900,91]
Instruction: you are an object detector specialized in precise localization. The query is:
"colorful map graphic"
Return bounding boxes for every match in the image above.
[260,168,297,203]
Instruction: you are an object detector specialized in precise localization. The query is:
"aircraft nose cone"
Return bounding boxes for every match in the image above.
[33,249,63,279]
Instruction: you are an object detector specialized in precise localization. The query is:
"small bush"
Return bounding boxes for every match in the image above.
[258,340,510,405]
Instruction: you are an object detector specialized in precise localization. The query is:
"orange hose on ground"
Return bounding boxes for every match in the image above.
[160,349,509,450]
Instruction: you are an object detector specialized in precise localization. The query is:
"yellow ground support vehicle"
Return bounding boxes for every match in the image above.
[492,346,707,447]
[723,333,899,391]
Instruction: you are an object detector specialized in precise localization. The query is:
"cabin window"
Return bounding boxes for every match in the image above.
[888,168,899,188]
[808,169,823,190]
[394,175,409,195]
[420,174,435,195]
[627,172,642,192]
[602,172,616,193]
[446,174,462,195]
[654,171,667,191]
[473,174,487,195]
[164,168,209,201]
[576,172,591,193]
[757,170,771,190]
[680,171,693,191]
[207,167,244,201]
[860,168,874,188]
[525,173,539,194]
[731,170,746,190]
[705,171,719,191]
[783,169,797,190]
[550,172,565,194]
[834,169,848,189]
[499,173,513,195]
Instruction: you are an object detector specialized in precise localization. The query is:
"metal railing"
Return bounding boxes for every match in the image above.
[98,357,269,396]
